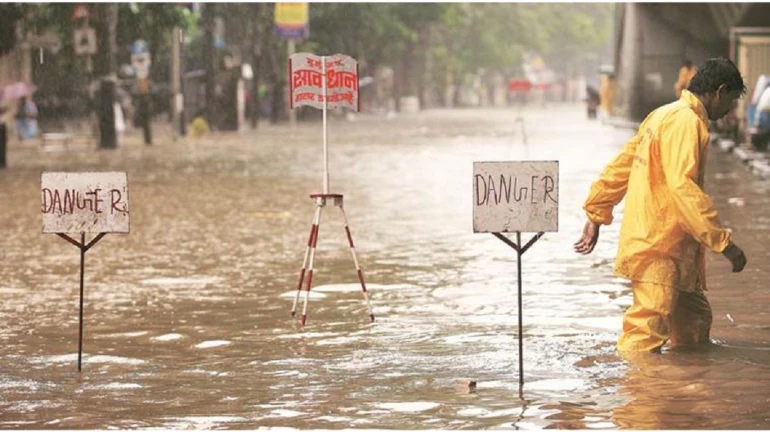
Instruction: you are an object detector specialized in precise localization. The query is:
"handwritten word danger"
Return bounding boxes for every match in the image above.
[41,188,128,215]
[475,174,557,206]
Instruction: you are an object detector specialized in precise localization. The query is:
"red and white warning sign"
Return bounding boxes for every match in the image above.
[289,53,359,112]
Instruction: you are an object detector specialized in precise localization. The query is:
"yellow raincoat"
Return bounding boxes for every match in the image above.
[600,75,616,116]
[583,89,731,351]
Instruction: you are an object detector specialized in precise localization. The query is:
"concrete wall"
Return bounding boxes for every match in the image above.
[615,3,729,120]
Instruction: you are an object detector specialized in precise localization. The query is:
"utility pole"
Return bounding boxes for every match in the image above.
[287,38,296,127]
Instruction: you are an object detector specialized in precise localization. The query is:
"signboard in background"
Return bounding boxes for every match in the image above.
[41,172,130,234]
[71,3,91,21]
[473,161,559,233]
[275,2,309,39]
[289,53,359,111]
[73,27,96,56]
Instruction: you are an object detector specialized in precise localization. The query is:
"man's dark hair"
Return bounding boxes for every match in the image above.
[683,59,693,68]
[687,57,747,95]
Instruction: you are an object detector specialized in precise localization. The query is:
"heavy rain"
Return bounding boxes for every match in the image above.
[1,2,770,430]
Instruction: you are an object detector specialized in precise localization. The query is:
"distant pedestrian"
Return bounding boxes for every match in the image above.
[15,96,38,141]
[575,58,748,353]
[674,59,697,99]
[599,73,616,117]
[585,85,600,119]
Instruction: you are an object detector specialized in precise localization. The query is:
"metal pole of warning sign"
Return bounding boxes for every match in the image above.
[78,232,85,372]
[516,231,523,394]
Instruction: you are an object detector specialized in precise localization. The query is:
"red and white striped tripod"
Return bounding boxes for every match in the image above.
[287,53,374,326]
[290,193,375,325]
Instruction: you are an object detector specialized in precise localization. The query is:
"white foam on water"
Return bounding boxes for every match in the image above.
[94,382,143,390]
[141,276,224,287]
[315,337,358,346]
[526,378,586,392]
[32,354,146,366]
[265,409,305,418]
[151,333,185,341]
[458,408,490,417]
[162,416,246,429]
[95,331,148,339]
[194,340,231,349]
[0,287,27,295]
[278,290,328,300]
[315,416,353,422]
[276,332,338,340]
[374,402,441,412]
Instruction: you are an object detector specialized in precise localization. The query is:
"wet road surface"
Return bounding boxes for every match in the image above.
[1,105,769,429]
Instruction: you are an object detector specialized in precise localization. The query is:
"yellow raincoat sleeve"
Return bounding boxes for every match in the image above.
[583,132,641,225]
[659,116,732,253]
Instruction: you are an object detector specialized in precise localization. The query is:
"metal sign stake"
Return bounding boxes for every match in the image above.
[56,232,107,371]
[492,230,544,398]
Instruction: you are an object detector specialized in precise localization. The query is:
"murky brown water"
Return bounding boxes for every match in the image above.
[1,106,769,429]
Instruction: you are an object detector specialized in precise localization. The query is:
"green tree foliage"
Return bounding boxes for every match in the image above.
[0,4,25,57]
[296,3,612,105]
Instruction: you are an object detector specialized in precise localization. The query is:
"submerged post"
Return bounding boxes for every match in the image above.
[78,232,85,370]
[516,231,523,389]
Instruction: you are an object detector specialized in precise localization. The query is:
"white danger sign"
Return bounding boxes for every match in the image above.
[473,161,559,233]
[41,172,130,234]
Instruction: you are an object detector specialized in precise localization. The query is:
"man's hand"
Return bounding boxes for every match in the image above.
[574,220,601,255]
[723,242,747,272]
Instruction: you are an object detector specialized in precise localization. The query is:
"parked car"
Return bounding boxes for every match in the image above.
[748,85,770,151]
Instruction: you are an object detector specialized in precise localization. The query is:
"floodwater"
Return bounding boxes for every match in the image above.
[1,105,769,429]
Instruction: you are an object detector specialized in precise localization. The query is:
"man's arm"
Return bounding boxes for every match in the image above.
[575,128,643,254]
[583,131,642,226]
[658,116,731,252]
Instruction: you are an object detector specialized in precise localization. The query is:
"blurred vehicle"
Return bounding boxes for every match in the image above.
[748,84,770,150]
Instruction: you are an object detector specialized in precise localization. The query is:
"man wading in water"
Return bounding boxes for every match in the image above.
[575,57,748,352]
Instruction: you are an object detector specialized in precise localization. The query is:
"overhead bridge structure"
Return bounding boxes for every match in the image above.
[614,2,770,122]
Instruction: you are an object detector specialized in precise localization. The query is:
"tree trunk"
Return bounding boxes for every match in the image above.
[94,3,118,149]
[393,60,402,112]
[247,3,263,129]
[416,28,431,110]
[203,3,217,127]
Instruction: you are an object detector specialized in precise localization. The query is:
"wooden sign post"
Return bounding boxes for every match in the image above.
[287,53,373,326]
[473,161,559,397]
[41,172,130,371]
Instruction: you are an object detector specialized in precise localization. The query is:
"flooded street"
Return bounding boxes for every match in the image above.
[1,105,769,429]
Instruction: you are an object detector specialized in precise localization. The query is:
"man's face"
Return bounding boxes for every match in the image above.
[708,86,742,121]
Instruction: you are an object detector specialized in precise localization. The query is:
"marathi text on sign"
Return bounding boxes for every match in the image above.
[289,52,359,111]
[41,172,130,234]
[473,161,559,233]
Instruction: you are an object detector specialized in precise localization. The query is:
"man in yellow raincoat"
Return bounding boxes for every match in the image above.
[575,58,748,352]
[600,73,617,117]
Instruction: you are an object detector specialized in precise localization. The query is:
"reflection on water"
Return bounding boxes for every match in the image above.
[1,106,769,429]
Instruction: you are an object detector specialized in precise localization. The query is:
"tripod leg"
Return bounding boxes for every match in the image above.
[292,205,321,318]
[339,206,374,322]
[301,206,323,326]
